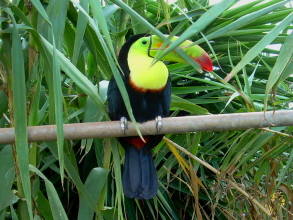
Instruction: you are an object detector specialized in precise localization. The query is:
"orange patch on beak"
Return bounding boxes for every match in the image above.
[155,42,169,49]
[155,42,162,48]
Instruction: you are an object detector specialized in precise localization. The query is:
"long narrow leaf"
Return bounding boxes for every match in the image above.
[0,146,17,210]
[264,30,293,110]
[72,0,88,65]
[9,11,33,219]
[29,165,68,220]
[52,0,70,184]
[77,168,109,220]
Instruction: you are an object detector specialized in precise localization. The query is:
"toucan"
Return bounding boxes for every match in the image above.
[107,33,212,199]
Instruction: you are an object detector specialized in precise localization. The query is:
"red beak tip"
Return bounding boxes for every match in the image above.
[194,57,213,72]
[203,61,213,72]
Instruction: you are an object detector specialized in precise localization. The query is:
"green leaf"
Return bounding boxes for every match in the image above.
[0,91,8,118]
[35,191,54,220]
[9,10,33,219]
[29,0,51,24]
[0,146,17,211]
[72,0,88,64]
[264,30,293,110]
[89,0,116,58]
[29,165,68,220]
[109,138,124,219]
[172,86,221,94]
[172,94,209,115]
[77,168,109,220]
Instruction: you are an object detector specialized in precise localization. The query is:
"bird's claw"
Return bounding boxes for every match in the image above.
[120,117,128,134]
[155,116,162,132]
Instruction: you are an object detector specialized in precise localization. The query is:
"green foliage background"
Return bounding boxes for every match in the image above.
[0,0,293,219]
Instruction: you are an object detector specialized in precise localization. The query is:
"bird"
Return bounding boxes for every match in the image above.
[107,33,212,199]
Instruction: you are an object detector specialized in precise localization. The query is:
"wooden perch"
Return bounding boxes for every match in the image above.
[0,110,292,145]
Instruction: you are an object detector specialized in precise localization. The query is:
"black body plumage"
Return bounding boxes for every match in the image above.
[107,34,171,199]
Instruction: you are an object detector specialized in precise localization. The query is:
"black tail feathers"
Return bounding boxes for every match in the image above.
[122,146,158,199]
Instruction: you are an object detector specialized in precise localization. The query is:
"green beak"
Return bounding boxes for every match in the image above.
[149,35,213,72]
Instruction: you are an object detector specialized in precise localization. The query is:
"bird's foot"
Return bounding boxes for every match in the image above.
[155,116,162,132]
[120,117,128,134]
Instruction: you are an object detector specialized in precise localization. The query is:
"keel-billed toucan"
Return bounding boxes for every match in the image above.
[107,33,212,199]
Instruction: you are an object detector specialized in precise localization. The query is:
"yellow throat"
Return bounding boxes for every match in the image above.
[127,45,169,92]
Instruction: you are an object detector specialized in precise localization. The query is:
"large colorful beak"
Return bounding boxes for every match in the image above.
[149,35,213,72]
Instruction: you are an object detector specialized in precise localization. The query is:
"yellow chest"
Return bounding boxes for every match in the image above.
[128,52,169,91]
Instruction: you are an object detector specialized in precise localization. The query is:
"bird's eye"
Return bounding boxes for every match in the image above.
[141,40,148,46]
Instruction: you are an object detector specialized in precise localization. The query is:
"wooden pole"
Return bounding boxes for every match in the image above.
[0,110,292,144]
